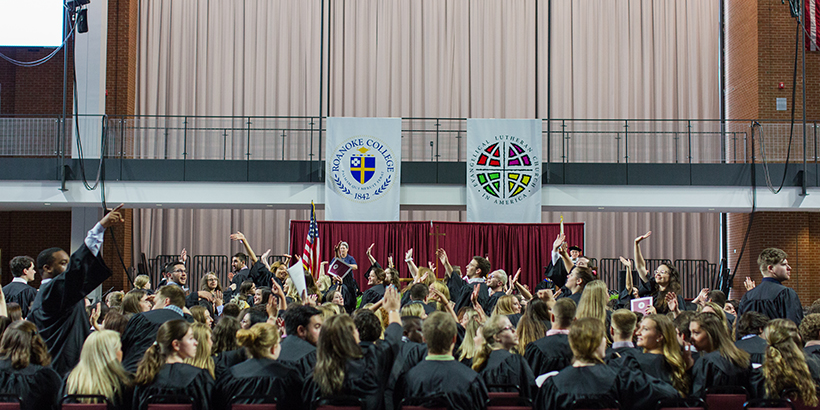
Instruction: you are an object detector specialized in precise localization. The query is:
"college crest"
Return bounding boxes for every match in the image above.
[330,136,396,203]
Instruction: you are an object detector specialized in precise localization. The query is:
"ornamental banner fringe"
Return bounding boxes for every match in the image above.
[466,119,542,223]
[325,117,402,221]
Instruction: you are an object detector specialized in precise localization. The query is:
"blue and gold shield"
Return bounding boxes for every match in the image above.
[350,155,376,184]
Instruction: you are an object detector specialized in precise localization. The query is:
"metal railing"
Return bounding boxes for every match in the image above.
[2,115,818,166]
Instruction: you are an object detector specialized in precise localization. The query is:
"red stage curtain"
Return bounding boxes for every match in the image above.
[289,221,584,292]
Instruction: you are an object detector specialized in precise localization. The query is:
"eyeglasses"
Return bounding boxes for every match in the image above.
[207,278,217,282]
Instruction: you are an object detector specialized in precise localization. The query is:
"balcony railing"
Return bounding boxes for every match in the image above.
[1,115,817,165]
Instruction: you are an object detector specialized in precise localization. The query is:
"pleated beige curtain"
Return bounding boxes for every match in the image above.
[133,0,721,267]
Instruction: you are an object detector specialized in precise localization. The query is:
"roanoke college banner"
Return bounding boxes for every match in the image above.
[326,117,402,221]
[467,119,542,223]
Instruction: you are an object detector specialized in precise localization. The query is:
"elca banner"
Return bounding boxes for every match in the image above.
[325,117,401,221]
[466,119,542,223]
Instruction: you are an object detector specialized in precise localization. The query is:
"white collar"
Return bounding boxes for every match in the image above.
[41,278,53,286]
[11,277,28,284]
[467,277,486,284]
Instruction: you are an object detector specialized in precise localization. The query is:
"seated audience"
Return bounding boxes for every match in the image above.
[133,319,214,410]
[302,286,402,410]
[278,305,322,376]
[472,314,536,400]
[122,289,152,318]
[395,311,489,410]
[752,319,818,406]
[212,316,244,379]
[605,309,640,362]
[64,329,133,409]
[215,322,303,408]
[184,322,215,378]
[0,321,62,410]
[525,298,576,376]
[800,313,820,360]
[121,285,191,372]
[614,314,689,396]
[535,317,678,409]
[689,312,752,397]
[735,311,770,366]
[515,299,551,356]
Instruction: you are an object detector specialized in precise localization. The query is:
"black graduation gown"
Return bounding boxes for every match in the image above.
[447,275,490,315]
[3,282,37,318]
[247,261,284,289]
[60,376,134,410]
[213,348,247,380]
[385,340,428,410]
[278,335,317,377]
[738,279,804,325]
[302,322,402,410]
[804,344,820,361]
[325,273,360,314]
[736,335,768,365]
[507,313,523,328]
[0,359,61,410]
[485,291,504,315]
[214,357,303,410]
[28,243,112,376]
[478,349,537,400]
[604,345,641,364]
[610,351,679,393]
[395,359,489,410]
[636,276,686,315]
[534,363,678,410]
[399,296,436,316]
[231,267,250,289]
[361,284,386,307]
[121,309,189,372]
[690,351,753,398]
[133,363,214,410]
[524,334,573,377]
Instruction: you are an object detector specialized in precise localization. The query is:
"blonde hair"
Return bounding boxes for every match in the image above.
[401,303,425,318]
[318,303,341,318]
[284,277,300,302]
[184,323,214,378]
[458,309,482,362]
[134,274,150,289]
[762,319,818,406]
[236,323,280,359]
[492,295,518,316]
[66,330,131,402]
[643,314,689,396]
[471,315,510,372]
[576,280,608,327]
[429,281,450,311]
[417,268,436,287]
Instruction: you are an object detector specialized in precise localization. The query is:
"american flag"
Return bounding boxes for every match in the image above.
[808,0,820,51]
[302,202,320,278]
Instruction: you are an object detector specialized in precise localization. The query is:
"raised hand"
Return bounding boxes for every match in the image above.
[179,248,188,263]
[744,277,756,291]
[388,255,395,268]
[666,292,679,313]
[266,294,278,319]
[536,289,555,303]
[471,284,480,304]
[552,233,566,252]
[694,288,709,306]
[436,248,448,264]
[383,286,400,312]
[619,256,632,269]
[634,231,652,244]
[230,231,246,242]
[405,248,414,261]
[261,249,272,261]
[366,243,374,256]
[100,204,125,228]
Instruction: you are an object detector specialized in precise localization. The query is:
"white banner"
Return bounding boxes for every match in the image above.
[326,117,401,221]
[466,119,542,222]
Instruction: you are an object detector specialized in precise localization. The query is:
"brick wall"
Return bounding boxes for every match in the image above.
[0,46,74,115]
[105,0,138,117]
[0,211,71,286]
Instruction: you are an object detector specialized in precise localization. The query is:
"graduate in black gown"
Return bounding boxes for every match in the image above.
[133,319,214,410]
[384,316,428,410]
[603,309,640,363]
[632,231,686,315]
[0,321,62,410]
[738,248,804,325]
[214,322,303,409]
[360,267,387,307]
[610,314,690,396]
[395,311,489,410]
[63,329,134,410]
[535,317,678,410]
[689,312,753,397]
[439,249,491,315]
[399,283,437,316]
[735,311,770,366]
[28,204,124,377]
[484,270,509,315]
[278,304,322,376]
[472,314,537,401]
[749,319,820,406]
[303,286,403,410]
[121,285,192,372]
[211,316,246,380]
[525,298,576,377]
[4,256,38,318]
